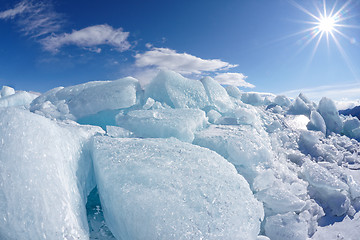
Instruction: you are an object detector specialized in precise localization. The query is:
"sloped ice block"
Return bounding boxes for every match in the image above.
[317,97,343,134]
[31,77,140,119]
[92,136,264,240]
[116,108,207,142]
[145,70,210,109]
[201,76,234,112]
[0,108,103,239]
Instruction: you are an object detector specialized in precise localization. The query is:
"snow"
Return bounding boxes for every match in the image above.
[1,71,360,239]
[92,136,264,240]
[311,211,360,240]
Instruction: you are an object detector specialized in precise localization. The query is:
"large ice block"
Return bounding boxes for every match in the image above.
[144,70,210,109]
[0,108,103,239]
[92,136,264,240]
[30,77,141,119]
[201,76,234,112]
[317,97,343,134]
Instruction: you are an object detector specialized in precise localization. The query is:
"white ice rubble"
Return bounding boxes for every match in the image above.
[0,70,360,240]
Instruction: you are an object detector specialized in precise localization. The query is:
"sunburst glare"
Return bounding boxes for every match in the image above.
[290,0,359,75]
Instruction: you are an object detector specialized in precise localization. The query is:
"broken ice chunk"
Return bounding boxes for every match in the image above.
[116,108,207,142]
[92,136,264,240]
[145,70,209,109]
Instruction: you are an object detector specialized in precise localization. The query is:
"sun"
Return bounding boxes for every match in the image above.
[288,0,359,75]
[318,16,335,33]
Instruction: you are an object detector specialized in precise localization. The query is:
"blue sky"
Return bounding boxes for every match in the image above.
[0,0,359,102]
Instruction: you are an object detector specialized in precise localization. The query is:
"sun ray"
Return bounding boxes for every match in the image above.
[294,30,321,57]
[333,0,352,19]
[328,0,337,17]
[289,0,321,21]
[329,31,358,76]
[308,31,325,65]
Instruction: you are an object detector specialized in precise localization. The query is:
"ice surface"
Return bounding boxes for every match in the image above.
[145,70,209,109]
[92,136,264,240]
[255,187,306,214]
[1,86,15,97]
[201,76,234,112]
[265,212,308,240]
[0,108,103,239]
[194,124,273,182]
[298,93,312,105]
[0,91,38,108]
[317,97,343,134]
[289,97,311,116]
[273,95,291,107]
[106,125,134,138]
[207,109,222,124]
[307,111,326,134]
[311,211,360,240]
[241,92,263,106]
[342,116,360,140]
[116,108,207,142]
[225,85,242,99]
[31,77,140,119]
[302,161,351,216]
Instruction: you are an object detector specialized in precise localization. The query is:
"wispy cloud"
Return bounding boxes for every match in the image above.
[0,1,27,19]
[41,24,131,53]
[0,0,63,38]
[214,72,255,88]
[134,46,238,74]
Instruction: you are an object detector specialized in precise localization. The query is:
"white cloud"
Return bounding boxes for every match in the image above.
[0,0,63,38]
[214,72,255,88]
[41,24,131,53]
[134,47,238,74]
